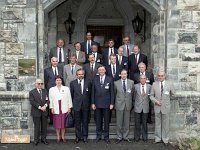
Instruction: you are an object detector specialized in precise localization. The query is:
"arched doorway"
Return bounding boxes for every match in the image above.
[40,0,167,139]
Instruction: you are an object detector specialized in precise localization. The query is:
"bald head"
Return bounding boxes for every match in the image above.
[35,79,44,89]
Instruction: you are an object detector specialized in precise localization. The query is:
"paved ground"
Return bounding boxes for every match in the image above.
[0,140,179,150]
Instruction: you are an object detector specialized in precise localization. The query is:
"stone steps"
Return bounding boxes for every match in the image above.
[47,115,155,140]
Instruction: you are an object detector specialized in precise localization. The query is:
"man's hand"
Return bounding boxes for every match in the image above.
[68,108,71,113]
[41,105,47,112]
[91,104,96,110]
[110,105,114,110]
[155,100,161,106]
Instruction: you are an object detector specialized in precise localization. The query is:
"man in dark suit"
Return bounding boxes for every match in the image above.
[90,43,103,64]
[49,38,69,67]
[133,62,155,123]
[44,57,63,124]
[70,69,92,144]
[116,47,128,69]
[91,65,114,144]
[81,31,100,55]
[29,79,49,146]
[128,45,148,80]
[44,57,63,92]
[106,54,123,81]
[102,39,118,66]
[133,62,154,85]
[83,53,101,80]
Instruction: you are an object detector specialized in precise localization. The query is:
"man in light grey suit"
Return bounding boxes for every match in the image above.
[63,54,82,87]
[114,69,134,144]
[70,42,86,66]
[134,74,151,142]
[150,70,175,145]
[49,38,69,67]
[120,36,134,57]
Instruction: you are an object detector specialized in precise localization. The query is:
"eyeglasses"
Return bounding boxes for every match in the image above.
[37,83,43,85]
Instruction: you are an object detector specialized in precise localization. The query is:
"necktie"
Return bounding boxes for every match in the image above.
[91,64,94,73]
[161,82,163,96]
[142,85,145,96]
[100,77,103,87]
[112,65,116,77]
[111,48,113,54]
[79,80,82,94]
[71,65,74,75]
[123,80,126,93]
[59,48,62,63]
[127,45,129,56]
[39,89,42,99]
[54,68,57,76]
[87,41,90,54]
[119,56,121,65]
[135,54,138,65]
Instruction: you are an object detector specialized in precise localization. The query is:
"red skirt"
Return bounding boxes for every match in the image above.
[53,100,66,129]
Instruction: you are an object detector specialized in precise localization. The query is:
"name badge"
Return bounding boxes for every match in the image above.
[46,96,48,101]
[146,79,150,83]
[105,85,109,89]
[164,91,169,95]
[86,88,88,91]
[127,89,131,93]
[124,62,127,65]
[97,59,100,62]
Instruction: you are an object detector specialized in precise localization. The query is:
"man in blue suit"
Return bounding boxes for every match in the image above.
[70,69,92,144]
[91,65,114,144]
[116,47,128,69]
[102,39,118,66]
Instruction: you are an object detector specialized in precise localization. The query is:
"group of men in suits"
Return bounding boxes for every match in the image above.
[34,33,175,145]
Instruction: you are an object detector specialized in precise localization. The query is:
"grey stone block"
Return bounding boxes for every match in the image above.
[1,117,20,129]
[4,66,18,79]
[6,43,24,55]
[2,8,23,20]
[0,104,21,117]
[7,0,26,5]
[177,33,197,44]
[0,30,18,42]
[20,120,28,129]
[186,115,197,125]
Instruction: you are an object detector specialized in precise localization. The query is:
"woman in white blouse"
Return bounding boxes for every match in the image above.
[49,75,73,143]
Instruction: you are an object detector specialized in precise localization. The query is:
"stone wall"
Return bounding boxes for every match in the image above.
[166,0,200,149]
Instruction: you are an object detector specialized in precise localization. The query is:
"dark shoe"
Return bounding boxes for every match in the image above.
[74,138,80,144]
[95,137,101,143]
[115,139,122,144]
[143,139,148,143]
[124,138,132,143]
[56,139,60,144]
[134,139,139,142]
[34,141,39,146]
[153,141,161,144]
[163,142,169,146]
[83,138,88,143]
[105,139,110,144]
[62,139,66,143]
[41,140,49,145]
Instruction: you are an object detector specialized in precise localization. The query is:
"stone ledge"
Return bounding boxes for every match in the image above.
[175,91,200,97]
[0,91,29,99]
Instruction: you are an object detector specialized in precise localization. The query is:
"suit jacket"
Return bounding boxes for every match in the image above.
[70,50,86,65]
[49,47,69,65]
[44,66,63,91]
[49,85,73,114]
[133,71,155,85]
[81,41,100,54]
[114,79,134,111]
[106,64,123,81]
[102,48,118,66]
[91,75,114,108]
[120,44,134,57]
[83,62,101,80]
[116,55,128,69]
[29,88,49,117]
[150,81,175,114]
[63,64,82,87]
[134,83,151,113]
[128,53,148,80]
[70,78,92,111]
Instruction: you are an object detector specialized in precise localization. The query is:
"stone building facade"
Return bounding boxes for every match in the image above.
[0,0,200,149]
